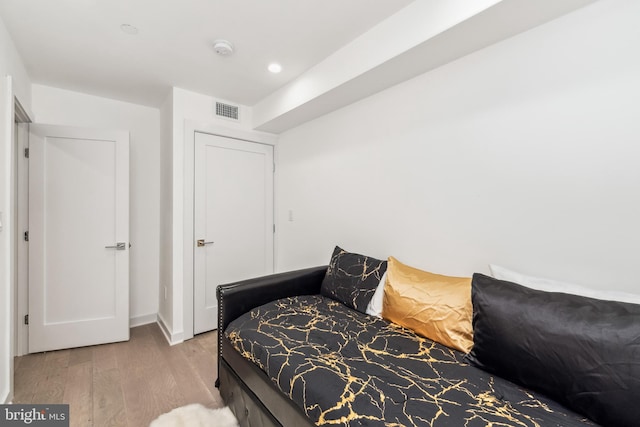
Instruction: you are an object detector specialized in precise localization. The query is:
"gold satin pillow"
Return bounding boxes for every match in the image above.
[382,256,473,353]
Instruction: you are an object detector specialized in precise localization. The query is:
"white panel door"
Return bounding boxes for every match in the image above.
[194,132,273,334]
[28,124,129,353]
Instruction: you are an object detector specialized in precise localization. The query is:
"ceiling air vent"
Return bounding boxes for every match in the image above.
[215,101,239,121]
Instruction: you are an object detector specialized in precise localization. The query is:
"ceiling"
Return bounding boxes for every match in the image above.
[0,0,413,108]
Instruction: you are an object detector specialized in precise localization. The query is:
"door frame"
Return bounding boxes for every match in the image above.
[4,78,32,405]
[14,99,31,358]
[182,121,276,341]
[15,113,130,356]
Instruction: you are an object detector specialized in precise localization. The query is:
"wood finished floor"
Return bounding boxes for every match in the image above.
[13,323,224,427]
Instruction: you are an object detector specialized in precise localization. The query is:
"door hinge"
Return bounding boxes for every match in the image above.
[24,231,29,242]
[273,163,276,173]
[24,314,29,325]
[24,148,29,158]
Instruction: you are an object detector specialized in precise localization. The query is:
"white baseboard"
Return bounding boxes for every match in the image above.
[129,313,157,328]
[156,313,184,346]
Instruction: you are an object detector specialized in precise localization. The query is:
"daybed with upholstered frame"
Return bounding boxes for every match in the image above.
[217,266,325,427]
[216,247,640,427]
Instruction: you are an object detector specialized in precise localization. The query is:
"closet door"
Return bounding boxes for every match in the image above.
[193,132,273,333]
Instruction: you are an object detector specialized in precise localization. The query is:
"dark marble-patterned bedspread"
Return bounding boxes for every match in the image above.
[225,295,595,427]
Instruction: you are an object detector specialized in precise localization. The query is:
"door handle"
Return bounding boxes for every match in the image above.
[105,242,126,250]
[197,239,214,247]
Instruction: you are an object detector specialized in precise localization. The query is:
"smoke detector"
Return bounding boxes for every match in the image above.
[213,40,234,56]
[120,24,139,35]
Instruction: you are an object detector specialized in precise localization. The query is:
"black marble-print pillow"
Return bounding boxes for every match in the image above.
[320,246,387,313]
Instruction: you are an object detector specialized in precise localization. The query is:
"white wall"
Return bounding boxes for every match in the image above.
[31,85,161,325]
[0,13,31,404]
[276,0,640,294]
[158,90,173,333]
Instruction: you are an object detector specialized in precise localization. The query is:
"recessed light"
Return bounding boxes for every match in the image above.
[268,63,282,74]
[120,24,139,35]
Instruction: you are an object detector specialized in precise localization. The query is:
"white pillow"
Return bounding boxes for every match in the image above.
[365,271,387,318]
[489,264,640,305]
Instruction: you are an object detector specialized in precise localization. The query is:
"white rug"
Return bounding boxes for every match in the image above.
[149,404,239,427]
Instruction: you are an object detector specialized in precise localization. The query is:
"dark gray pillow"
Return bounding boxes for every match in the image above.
[320,246,387,313]
[466,273,640,427]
